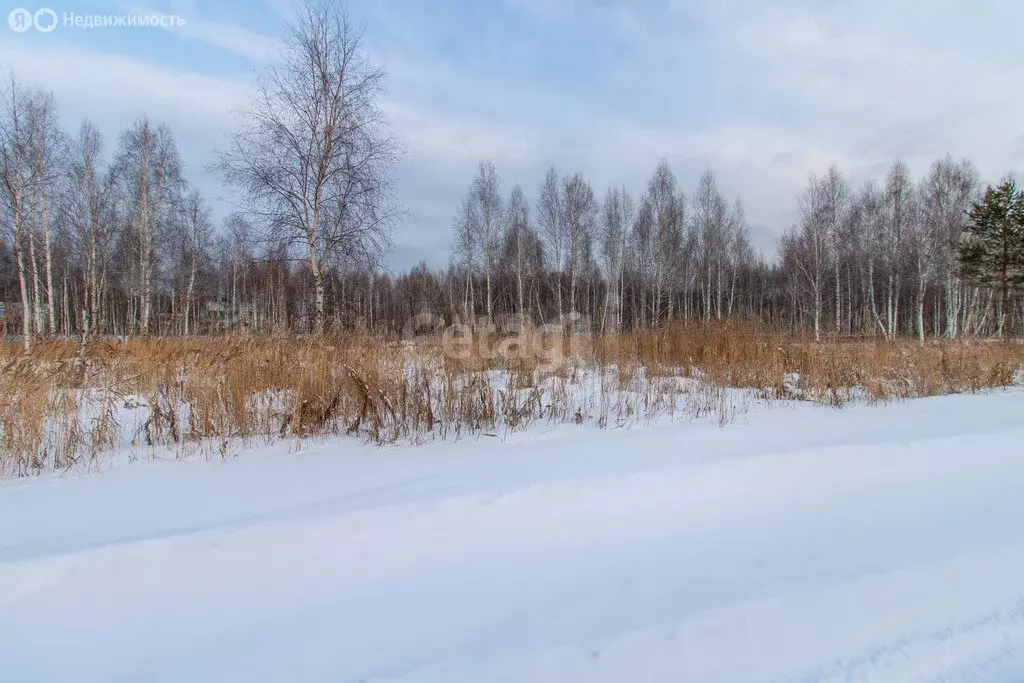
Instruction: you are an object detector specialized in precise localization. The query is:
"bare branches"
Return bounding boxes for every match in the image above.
[0,72,54,354]
[560,171,596,317]
[114,117,184,336]
[216,0,400,334]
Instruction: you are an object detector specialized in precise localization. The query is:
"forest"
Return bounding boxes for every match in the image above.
[2,3,1023,351]
[0,0,1022,476]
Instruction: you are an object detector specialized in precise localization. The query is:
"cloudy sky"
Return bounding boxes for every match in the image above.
[3,0,1023,269]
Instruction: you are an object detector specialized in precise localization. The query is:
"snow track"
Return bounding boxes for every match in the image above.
[2,390,1024,682]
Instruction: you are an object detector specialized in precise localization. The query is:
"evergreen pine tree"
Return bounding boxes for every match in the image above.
[959,179,1024,334]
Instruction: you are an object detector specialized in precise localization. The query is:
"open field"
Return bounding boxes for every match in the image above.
[4,0,1024,680]
[1,322,1022,477]
[3,389,1024,682]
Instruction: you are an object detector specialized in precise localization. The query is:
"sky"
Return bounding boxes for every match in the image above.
[3,0,1023,271]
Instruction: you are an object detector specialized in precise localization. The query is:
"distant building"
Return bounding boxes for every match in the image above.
[206,302,255,329]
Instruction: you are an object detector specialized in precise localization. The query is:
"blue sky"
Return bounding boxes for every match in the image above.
[4,0,1023,270]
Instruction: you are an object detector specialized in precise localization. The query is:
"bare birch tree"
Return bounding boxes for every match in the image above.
[561,172,596,317]
[693,170,728,319]
[115,117,182,336]
[537,167,563,322]
[180,190,212,336]
[600,186,632,333]
[819,165,849,334]
[451,196,478,321]
[0,73,39,355]
[63,120,115,341]
[875,160,915,339]
[505,183,530,330]
[788,173,831,340]
[648,160,683,323]
[26,90,62,335]
[470,161,501,324]
[218,0,398,334]
[726,199,752,318]
[918,156,978,338]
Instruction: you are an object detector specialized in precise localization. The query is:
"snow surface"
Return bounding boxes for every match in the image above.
[2,390,1024,682]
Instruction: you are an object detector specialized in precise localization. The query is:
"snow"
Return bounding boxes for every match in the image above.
[2,389,1024,682]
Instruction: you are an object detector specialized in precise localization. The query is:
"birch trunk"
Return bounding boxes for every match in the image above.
[40,168,55,334]
[13,201,32,356]
[184,252,197,336]
[28,226,42,334]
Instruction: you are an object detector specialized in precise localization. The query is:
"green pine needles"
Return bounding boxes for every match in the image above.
[960,178,1024,334]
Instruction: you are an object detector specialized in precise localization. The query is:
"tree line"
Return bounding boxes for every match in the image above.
[2,0,1022,350]
[0,0,400,355]
[443,156,1023,340]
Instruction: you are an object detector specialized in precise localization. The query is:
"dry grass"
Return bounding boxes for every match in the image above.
[598,321,1024,405]
[1,322,1021,477]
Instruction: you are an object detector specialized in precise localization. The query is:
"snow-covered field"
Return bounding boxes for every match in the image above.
[2,389,1024,682]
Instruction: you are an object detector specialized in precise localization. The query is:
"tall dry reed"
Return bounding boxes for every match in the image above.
[1,323,1021,477]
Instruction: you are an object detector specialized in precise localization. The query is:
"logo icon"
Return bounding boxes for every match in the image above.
[8,7,32,31]
[33,7,57,32]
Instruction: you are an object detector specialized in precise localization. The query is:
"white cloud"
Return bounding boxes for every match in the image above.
[6,0,1023,269]
[657,0,1024,206]
[383,101,541,169]
[0,43,249,217]
[128,2,283,61]
[170,19,282,61]
[0,44,249,125]
[588,121,844,245]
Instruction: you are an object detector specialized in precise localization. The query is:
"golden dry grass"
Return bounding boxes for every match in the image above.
[599,322,1024,405]
[1,322,1021,477]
